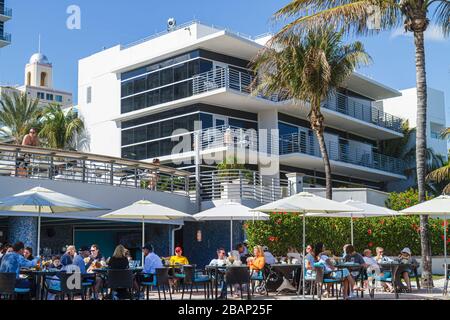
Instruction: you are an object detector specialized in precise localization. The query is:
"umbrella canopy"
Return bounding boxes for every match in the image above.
[101,200,195,267]
[400,195,450,216]
[0,187,106,213]
[194,202,269,221]
[0,187,108,257]
[194,202,269,252]
[100,200,196,221]
[252,192,362,214]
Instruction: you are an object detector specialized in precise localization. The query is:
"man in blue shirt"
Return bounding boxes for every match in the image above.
[143,243,163,274]
[0,242,39,288]
[71,246,90,274]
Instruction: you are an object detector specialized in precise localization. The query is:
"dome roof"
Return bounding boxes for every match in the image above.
[29,53,50,65]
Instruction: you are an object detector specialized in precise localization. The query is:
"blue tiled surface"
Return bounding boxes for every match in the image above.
[8,217,38,253]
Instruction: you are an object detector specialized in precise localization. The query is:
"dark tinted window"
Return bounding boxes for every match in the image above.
[147,72,160,90]
[160,68,173,86]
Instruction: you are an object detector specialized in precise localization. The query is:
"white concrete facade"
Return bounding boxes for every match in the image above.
[77,21,407,192]
[382,87,448,159]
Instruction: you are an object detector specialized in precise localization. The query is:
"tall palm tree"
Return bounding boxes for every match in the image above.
[273,0,449,288]
[427,127,450,194]
[39,104,85,150]
[0,91,41,144]
[253,29,371,199]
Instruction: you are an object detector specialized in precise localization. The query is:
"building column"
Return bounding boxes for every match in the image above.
[8,216,38,253]
[286,172,305,195]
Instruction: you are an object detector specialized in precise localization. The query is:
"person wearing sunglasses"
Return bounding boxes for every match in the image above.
[169,247,189,266]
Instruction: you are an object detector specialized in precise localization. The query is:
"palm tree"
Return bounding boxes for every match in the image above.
[427,128,450,194]
[0,91,41,144]
[39,104,85,150]
[253,29,371,199]
[273,0,449,288]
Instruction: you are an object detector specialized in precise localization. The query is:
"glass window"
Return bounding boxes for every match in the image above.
[173,63,188,82]
[147,141,160,158]
[147,89,160,107]
[134,126,147,143]
[174,82,189,100]
[121,97,133,113]
[86,87,92,104]
[161,119,174,137]
[147,123,160,141]
[121,81,134,97]
[122,129,134,146]
[134,144,147,160]
[133,94,146,111]
[55,95,63,103]
[46,93,54,101]
[37,92,45,99]
[160,68,174,86]
[199,113,213,129]
[279,122,298,137]
[200,60,213,73]
[188,60,200,77]
[147,72,160,90]
[133,77,147,94]
[174,116,189,131]
[160,86,174,104]
[122,146,136,159]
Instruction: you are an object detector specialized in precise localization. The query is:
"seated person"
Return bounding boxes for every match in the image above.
[262,246,277,265]
[61,245,76,267]
[23,247,34,261]
[169,247,189,266]
[143,243,163,275]
[49,256,62,270]
[108,245,130,299]
[235,243,250,264]
[363,249,381,290]
[374,247,394,292]
[247,246,266,272]
[375,246,393,263]
[209,248,228,267]
[317,248,355,299]
[0,242,39,289]
[304,244,316,280]
[397,247,419,292]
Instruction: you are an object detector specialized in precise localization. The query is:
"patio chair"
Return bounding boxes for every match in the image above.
[155,268,172,300]
[225,266,251,300]
[137,272,157,300]
[0,272,31,300]
[313,264,344,300]
[106,269,134,300]
[181,265,211,300]
[44,272,90,300]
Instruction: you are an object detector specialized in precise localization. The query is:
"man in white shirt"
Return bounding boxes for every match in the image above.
[209,248,227,266]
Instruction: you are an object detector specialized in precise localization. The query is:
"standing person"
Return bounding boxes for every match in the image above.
[0,242,40,289]
[147,158,160,190]
[16,128,40,176]
[22,128,40,147]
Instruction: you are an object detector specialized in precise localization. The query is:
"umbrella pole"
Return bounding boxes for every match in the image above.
[37,206,41,258]
[302,213,306,299]
[351,215,354,246]
[230,219,233,252]
[142,218,145,268]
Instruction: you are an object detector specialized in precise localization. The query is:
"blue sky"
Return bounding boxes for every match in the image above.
[0,0,448,122]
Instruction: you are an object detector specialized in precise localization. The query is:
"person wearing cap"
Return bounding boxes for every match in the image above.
[71,246,91,274]
[143,243,163,275]
[262,246,277,265]
[398,247,419,292]
[169,247,189,266]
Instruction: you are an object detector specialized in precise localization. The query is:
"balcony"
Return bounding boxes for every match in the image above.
[279,133,405,180]
[0,6,12,21]
[0,32,11,48]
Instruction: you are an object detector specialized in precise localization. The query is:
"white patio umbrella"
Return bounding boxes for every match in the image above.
[193,201,269,251]
[309,200,399,245]
[0,187,108,256]
[252,192,361,299]
[401,195,450,283]
[101,200,196,266]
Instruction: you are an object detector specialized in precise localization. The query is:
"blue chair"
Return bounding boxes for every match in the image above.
[138,272,157,300]
[181,265,211,300]
[313,263,344,300]
[44,272,89,300]
[0,273,31,300]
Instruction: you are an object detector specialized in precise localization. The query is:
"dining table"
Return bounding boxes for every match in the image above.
[379,262,418,299]
[20,269,62,300]
[269,264,302,294]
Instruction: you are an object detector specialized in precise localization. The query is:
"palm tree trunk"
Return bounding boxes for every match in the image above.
[310,103,332,199]
[414,29,433,288]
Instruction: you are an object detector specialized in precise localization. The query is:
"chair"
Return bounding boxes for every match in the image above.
[0,272,31,300]
[155,268,172,300]
[137,272,157,300]
[225,266,251,300]
[181,265,211,300]
[313,264,344,300]
[44,272,87,300]
[250,265,269,296]
[106,269,134,300]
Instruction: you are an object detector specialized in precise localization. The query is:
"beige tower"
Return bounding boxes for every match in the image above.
[24,53,53,88]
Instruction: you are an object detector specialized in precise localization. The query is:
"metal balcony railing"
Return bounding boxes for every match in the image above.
[0,143,192,196]
[193,169,293,203]
[324,92,403,133]
[279,133,404,175]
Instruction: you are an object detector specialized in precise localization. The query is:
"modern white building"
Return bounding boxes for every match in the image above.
[0,0,11,48]
[78,20,406,194]
[0,52,73,108]
[381,87,448,159]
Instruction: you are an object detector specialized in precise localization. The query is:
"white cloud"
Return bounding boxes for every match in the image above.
[390,24,446,42]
